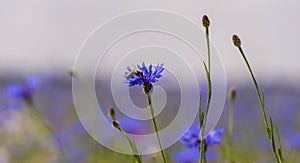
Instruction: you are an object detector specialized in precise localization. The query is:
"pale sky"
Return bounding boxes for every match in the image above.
[0,0,299,85]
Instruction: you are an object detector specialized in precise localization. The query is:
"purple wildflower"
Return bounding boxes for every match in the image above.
[180,127,224,151]
[6,77,40,105]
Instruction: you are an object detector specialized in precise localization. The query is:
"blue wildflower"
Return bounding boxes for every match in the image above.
[6,77,40,105]
[206,129,224,146]
[180,127,224,151]
[125,63,164,94]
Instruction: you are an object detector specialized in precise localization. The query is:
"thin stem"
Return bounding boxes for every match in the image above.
[198,95,204,127]
[147,94,167,163]
[238,47,268,128]
[237,46,283,163]
[117,127,142,163]
[276,127,284,162]
[205,27,211,73]
[200,62,211,163]
[227,97,235,162]
[28,102,65,158]
[198,95,203,163]
[270,118,281,163]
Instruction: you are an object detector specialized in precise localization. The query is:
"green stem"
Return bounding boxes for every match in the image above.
[276,127,284,162]
[28,102,65,158]
[200,26,212,163]
[270,118,281,163]
[237,46,283,163]
[147,94,167,163]
[238,47,268,127]
[198,95,204,128]
[117,127,142,163]
[205,27,211,73]
[200,62,211,163]
[227,97,235,162]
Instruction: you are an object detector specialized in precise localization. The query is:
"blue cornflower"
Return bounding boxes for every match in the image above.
[180,127,224,151]
[6,77,40,105]
[125,63,164,94]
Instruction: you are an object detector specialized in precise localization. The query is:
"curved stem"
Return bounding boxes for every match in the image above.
[200,62,211,163]
[117,127,142,163]
[237,46,283,163]
[238,47,268,127]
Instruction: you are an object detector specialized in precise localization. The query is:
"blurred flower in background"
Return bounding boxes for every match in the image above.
[180,127,224,150]
[6,76,40,107]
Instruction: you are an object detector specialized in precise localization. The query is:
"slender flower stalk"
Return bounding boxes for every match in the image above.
[112,120,142,163]
[147,94,167,163]
[124,63,167,163]
[199,14,213,163]
[232,34,284,163]
[202,15,211,72]
[199,62,211,163]
[227,87,236,163]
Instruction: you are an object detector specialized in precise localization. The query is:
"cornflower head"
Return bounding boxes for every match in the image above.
[6,77,40,105]
[180,127,224,152]
[124,62,164,95]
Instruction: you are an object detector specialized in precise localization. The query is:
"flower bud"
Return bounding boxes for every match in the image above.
[112,120,120,129]
[108,107,116,120]
[232,34,241,47]
[202,15,210,28]
[228,87,237,100]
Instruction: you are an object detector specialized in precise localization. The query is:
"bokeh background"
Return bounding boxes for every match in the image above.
[0,0,299,163]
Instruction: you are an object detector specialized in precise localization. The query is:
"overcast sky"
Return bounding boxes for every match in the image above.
[0,0,299,85]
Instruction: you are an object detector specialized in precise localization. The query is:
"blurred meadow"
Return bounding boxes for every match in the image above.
[1,0,300,163]
[1,77,299,162]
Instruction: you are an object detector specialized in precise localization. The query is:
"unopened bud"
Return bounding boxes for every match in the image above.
[228,87,237,100]
[232,34,241,47]
[202,15,210,28]
[112,120,120,129]
[108,107,116,120]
